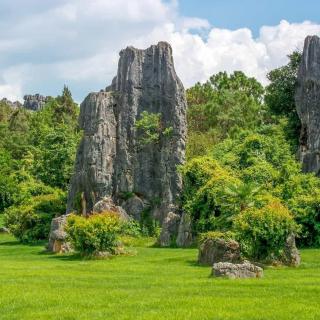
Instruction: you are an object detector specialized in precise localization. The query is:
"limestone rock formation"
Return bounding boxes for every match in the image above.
[295,35,320,174]
[23,94,49,111]
[198,238,241,266]
[212,261,263,279]
[66,42,187,244]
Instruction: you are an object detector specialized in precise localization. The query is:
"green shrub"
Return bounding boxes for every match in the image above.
[279,173,320,247]
[199,231,235,244]
[180,157,240,233]
[4,191,66,243]
[66,212,122,255]
[121,219,142,237]
[287,193,320,247]
[135,111,173,146]
[139,208,161,237]
[135,111,161,145]
[234,201,298,261]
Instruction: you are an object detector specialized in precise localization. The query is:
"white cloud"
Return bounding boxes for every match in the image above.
[0,84,22,101]
[131,19,320,87]
[0,0,320,102]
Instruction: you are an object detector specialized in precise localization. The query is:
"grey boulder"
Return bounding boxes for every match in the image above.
[212,261,263,279]
[282,234,301,267]
[47,215,71,253]
[198,238,241,266]
[121,195,145,221]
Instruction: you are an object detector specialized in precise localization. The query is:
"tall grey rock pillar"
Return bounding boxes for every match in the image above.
[295,35,320,174]
[66,42,187,243]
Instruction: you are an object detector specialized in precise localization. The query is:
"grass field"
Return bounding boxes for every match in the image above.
[0,231,320,320]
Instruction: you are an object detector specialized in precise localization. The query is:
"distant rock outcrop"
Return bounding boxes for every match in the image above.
[295,35,320,175]
[0,98,22,109]
[65,42,187,246]
[23,94,49,111]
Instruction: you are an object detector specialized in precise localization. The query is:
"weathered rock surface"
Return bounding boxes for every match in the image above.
[198,238,241,266]
[212,261,263,279]
[176,211,193,247]
[24,94,49,111]
[47,215,70,253]
[66,42,187,244]
[296,35,320,174]
[158,211,180,246]
[92,197,130,220]
[282,234,301,267]
[120,195,145,221]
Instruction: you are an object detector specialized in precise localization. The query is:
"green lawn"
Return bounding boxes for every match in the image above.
[0,233,320,320]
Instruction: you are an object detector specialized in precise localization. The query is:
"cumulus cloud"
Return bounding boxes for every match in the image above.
[133,19,320,87]
[0,0,319,102]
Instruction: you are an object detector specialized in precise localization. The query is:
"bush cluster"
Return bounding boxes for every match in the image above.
[4,190,66,243]
[66,212,123,255]
[234,201,298,260]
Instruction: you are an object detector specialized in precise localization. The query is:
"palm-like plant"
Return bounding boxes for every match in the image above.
[223,182,261,213]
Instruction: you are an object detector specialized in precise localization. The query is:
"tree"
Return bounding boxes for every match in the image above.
[33,125,80,188]
[29,87,80,189]
[265,51,302,148]
[186,71,266,158]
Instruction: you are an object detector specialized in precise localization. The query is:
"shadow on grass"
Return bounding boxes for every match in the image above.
[0,240,18,246]
[46,253,84,261]
[150,243,197,249]
[185,259,209,268]
[0,240,46,247]
[34,247,83,261]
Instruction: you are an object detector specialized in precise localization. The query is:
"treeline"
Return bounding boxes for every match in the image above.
[184,52,320,248]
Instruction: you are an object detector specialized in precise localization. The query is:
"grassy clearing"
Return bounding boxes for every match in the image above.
[0,233,319,320]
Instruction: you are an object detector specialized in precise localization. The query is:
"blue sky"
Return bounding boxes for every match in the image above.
[0,0,320,102]
[179,0,320,36]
